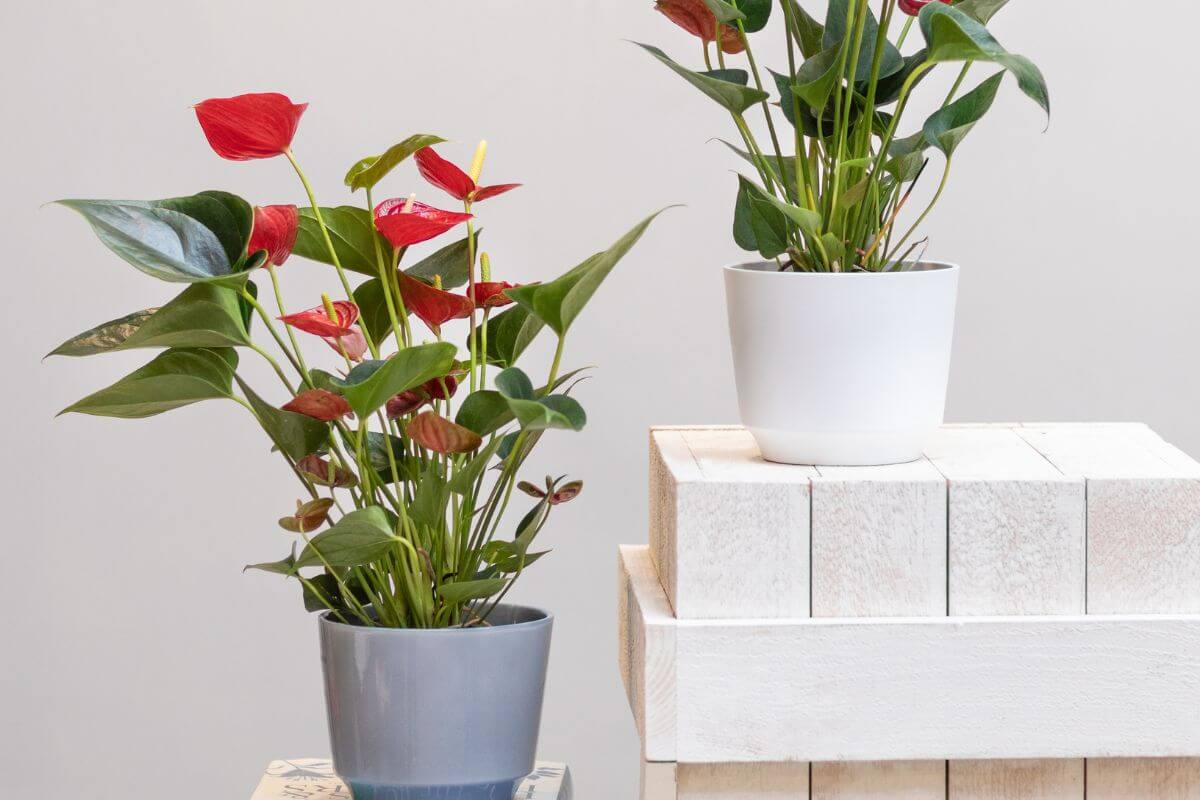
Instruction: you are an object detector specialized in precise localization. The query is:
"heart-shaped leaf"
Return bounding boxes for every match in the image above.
[404,232,479,289]
[923,71,1005,156]
[634,43,769,113]
[236,376,330,461]
[48,283,250,357]
[494,367,535,400]
[885,131,931,182]
[507,209,668,337]
[737,0,772,32]
[407,410,483,454]
[787,0,825,58]
[279,498,335,533]
[294,206,394,277]
[156,190,253,266]
[734,175,791,259]
[955,0,1010,24]
[295,506,395,569]
[339,342,458,417]
[344,134,447,192]
[474,304,545,368]
[60,347,236,418]
[791,44,845,113]
[503,393,587,432]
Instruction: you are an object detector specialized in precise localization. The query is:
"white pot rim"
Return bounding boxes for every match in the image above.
[725,260,960,279]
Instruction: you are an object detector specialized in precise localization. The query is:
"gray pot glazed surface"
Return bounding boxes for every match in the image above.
[319,604,553,800]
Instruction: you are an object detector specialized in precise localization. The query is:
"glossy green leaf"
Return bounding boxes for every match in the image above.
[351,278,396,345]
[787,0,825,58]
[295,506,395,569]
[494,367,534,400]
[923,71,1004,156]
[438,578,505,604]
[734,175,790,259]
[702,68,751,87]
[60,347,236,418]
[294,206,394,277]
[455,390,510,436]
[885,131,931,182]
[236,376,329,461]
[404,232,478,289]
[157,190,253,266]
[720,141,798,195]
[824,0,904,81]
[736,0,772,32]
[364,431,414,480]
[956,0,1011,24]
[55,198,247,285]
[476,304,545,368]
[344,134,446,192]
[874,50,932,106]
[752,179,823,238]
[700,0,744,23]
[339,342,458,417]
[919,4,1049,116]
[791,44,844,112]
[48,284,250,357]
[410,464,448,531]
[634,43,769,113]
[245,547,297,576]
[506,209,668,337]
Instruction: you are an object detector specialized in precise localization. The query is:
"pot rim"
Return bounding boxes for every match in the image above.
[318,602,553,635]
[726,260,959,277]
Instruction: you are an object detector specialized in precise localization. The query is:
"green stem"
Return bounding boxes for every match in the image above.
[734,22,789,202]
[465,215,479,392]
[886,157,951,266]
[366,187,409,349]
[944,62,972,105]
[266,265,312,387]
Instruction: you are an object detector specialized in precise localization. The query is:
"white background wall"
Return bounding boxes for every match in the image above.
[3,1,1198,797]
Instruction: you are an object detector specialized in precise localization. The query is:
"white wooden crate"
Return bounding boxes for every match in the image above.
[627,423,1200,799]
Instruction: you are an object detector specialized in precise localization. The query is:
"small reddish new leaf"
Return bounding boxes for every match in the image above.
[282,389,353,421]
[898,0,951,15]
[279,301,359,337]
[193,93,306,161]
[550,480,583,505]
[323,327,368,362]
[249,205,299,266]
[518,481,544,499]
[279,497,335,533]
[407,410,482,454]
[373,198,472,248]
[296,454,359,488]
[468,281,516,310]
[654,0,744,54]
[398,272,475,333]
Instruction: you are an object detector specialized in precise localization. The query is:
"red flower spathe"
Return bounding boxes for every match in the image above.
[414,147,521,204]
[898,0,952,16]
[373,198,473,249]
[398,272,475,333]
[248,205,299,266]
[278,301,359,338]
[194,93,307,161]
[468,281,517,310]
[654,0,745,54]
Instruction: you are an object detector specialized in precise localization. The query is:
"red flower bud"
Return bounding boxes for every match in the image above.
[193,93,307,161]
[654,0,745,54]
[296,454,358,488]
[248,205,299,266]
[415,147,521,204]
[467,281,517,310]
[279,301,359,338]
[278,498,335,533]
[518,479,584,506]
[282,389,353,421]
[898,0,951,16]
[398,272,475,334]
[385,374,460,418]
[373,197,473,248]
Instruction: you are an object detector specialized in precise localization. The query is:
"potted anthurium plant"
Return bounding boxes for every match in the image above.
[50,92,662,800]
[642,0,1048,464]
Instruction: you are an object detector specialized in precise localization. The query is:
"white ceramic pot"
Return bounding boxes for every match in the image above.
[724,261,960,466]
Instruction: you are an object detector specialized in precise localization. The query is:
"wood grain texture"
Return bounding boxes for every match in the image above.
[1017,425,1200,798]
[649,428,814,619]
[641,761,678,800]
[619,545,677,761]
[812,762,946,800]
[677,763,810,799]
[947,760,1083,799]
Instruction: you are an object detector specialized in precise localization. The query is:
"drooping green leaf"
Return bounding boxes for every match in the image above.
[787,0,826,58]
[489,368,587,432]
[700,0,744,23]
[295,506,395,569]
[338,342,458,417]
[634,43,769,113]
[874,49,932,106]
[702,68,751,87]
[404,232,478,289]
[955,0,1011,25]
[351,278,396,346]
[720,140,798,195]
[60,347,236,418]
[410,464,449,531]
[791,44,844,112]
[923,71,1005,156]
[736,0,772,32]
[494,367,535,400]
[752,180,823,238]
[438,578,506,605]
[294,206,394,277]
[475,304,545,368]
[245,546,297,576]
[734,175,791,259]
[48,284,250,357]
[55,199,247,285]
[344,134,446,192]
[885,131,931,182]
[482,539,549,574]
[448,436,503,495]
[824,0,904,81]
[771,69,837,136]
[363,431,415,480]
[919,4,1049,116]
[506,210,668,337]
[157,190,253,266]
[236,376,329,461]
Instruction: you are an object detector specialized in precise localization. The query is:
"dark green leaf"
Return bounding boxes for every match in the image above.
[245,547,297,576]
[634,43,769,113]
[736,0,772,32]
[294,206,394,277]
[301,572,341,612]
[448,436,503,495]
[702,68,750,86]
[236,376,329,460]
[494,367,535,401]
[157,190,253,266]
[503,393,586,432]
[788,0,826,58]
[455,391,510,436]
[720,140,798,195]
[700,0,744,23]
[364,431,413,480]
[734,175,791,259]
[60,347,236,418]
[438,578,506,605]
[475,304,545,368]
[339,342,458,417]
[885,131,931,182]
[352,278,396,346]
[919,4,1049,116]
[48,283,250,357]
[792,45,844,112]
[824,0,904,81]
[404,232,478,289]
[295,506,395,569]
[411,464,449,531]
[506,209,668,336]
[923,71,1005,156]
[955,0,1010,24]
[344,134,447,192]
[496,431,521,461]
[874,50,931,106]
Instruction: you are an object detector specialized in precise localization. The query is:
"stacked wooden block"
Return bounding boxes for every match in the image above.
[619,424,1200,800]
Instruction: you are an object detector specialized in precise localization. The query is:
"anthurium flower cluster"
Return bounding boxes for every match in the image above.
[50,91,665,629]
[639,0,1047,272]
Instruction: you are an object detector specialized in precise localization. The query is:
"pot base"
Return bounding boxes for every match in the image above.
[347,778,520,800]
[750,427,929,466]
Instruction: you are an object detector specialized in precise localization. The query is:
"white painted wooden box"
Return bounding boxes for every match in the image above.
[621,424,1200,800]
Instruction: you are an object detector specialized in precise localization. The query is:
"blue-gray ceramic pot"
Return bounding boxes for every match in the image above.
[319,604,553,800]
